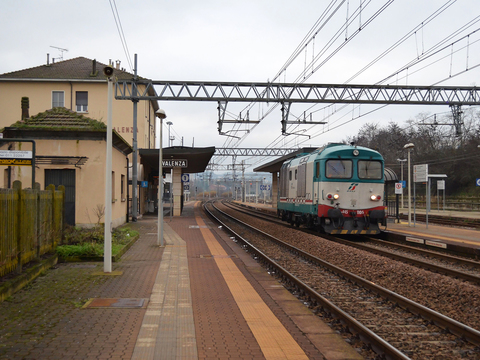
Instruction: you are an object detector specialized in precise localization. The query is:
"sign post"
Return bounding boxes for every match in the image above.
[437,180,445,211]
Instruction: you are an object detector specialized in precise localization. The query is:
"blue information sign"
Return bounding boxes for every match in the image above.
[476,178,480,187]
[141,181,148,188]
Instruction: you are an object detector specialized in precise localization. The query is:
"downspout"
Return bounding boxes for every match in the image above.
[126,156,130,223]
[70,82,73,110]
[148,103,151,149]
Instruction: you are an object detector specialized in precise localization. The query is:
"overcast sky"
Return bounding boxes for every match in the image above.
[1,0,479,171]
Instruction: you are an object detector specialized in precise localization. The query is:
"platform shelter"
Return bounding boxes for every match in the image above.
[139,146,215,216]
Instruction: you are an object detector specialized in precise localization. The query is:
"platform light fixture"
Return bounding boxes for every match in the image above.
[403,143,415,227]
[166,121,173,147]
[103,68,114,273]
[156,109,167,246]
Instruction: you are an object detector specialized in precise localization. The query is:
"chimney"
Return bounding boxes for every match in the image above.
[115,60,121,69]
[21,97,29,120]
[47,53,50,66]
[90,59,98,77]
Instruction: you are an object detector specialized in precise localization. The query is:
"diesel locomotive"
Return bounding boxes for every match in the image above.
[277,143,386,234]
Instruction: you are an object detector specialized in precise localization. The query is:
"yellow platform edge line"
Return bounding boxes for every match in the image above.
[195,206,308,360]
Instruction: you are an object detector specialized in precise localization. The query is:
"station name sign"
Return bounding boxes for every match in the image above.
[0,150,33,166]
[162,159,188,168]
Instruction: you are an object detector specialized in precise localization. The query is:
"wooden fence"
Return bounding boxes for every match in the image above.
[0,181,64,277]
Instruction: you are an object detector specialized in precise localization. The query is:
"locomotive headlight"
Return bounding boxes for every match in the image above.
[370,194,381,201]
[326,193,339,202]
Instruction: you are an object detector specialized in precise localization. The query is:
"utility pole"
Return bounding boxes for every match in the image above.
[132,54,139,222]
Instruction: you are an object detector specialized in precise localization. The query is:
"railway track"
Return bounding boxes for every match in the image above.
[206,200,480,359]
[226,200,480,285]
[398,213,480,229]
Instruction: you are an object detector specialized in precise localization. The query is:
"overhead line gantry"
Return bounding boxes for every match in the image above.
[115,80,479,136]
[115,80,479,105]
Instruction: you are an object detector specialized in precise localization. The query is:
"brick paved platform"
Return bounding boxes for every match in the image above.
[0,201,361,360]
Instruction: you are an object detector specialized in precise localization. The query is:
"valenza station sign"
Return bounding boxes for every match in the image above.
[0,150,32,166]
[162,159,188,168]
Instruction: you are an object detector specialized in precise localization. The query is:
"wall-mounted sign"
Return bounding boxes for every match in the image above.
[0,150,32,158]
[0,150,33,166]
[0,158,32,166]
[162,159,188,168]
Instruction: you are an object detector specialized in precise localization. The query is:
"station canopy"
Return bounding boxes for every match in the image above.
[139,146,215,174]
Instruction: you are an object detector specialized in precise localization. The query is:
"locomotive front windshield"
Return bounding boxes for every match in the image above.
[325,159,352,178]
[358,160,383,179]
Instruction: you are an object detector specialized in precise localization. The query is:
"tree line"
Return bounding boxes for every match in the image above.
[345,107,480,196]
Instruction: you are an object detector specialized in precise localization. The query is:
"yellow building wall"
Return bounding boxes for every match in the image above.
[0,138,128,228]
[0,81,156,150]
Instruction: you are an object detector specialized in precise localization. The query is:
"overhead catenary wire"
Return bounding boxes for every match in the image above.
[215,2,477,172]
[216,0,392,162]
[109,0,133,72]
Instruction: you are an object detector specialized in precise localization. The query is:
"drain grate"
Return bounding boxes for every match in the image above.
[83,298,148,309]
[71,264,97,268]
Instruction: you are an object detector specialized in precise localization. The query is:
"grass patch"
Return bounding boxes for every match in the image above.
[56,225,139,259]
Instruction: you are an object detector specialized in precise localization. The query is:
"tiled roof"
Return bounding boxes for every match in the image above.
[0,56,142,81]
[9,107,106,130]
[3,107,133,155]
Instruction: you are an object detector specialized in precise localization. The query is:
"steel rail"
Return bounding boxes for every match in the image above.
[210,200,480,347]
[329,235,480,285]
[398,213,480,229]
[367,237,480,268]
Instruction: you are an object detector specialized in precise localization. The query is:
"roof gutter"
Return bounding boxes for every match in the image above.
[0,78,108,83]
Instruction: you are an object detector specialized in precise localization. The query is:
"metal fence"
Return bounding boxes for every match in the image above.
[0,181,64,277]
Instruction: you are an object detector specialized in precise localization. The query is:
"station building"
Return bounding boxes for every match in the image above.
[0,56,214,226]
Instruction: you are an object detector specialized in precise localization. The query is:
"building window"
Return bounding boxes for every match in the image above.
[76,91,88,112]
[52,91,64,108]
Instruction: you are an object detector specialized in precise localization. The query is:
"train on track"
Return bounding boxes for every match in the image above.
[277,143,386,234]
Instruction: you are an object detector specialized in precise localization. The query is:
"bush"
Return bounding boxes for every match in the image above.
[57,225,138,258]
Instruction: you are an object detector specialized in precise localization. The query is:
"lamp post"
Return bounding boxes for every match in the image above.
[396,158,407,208]
[104,70,113,273]
[166,121,173,147]
[156,109,167,246]
[403,143,415,227]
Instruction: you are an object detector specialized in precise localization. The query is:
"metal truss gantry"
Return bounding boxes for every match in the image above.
[115,80,479,105]
[214,147,298,157]
[116,80,479,137]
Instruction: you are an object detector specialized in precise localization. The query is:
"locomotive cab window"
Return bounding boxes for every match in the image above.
[325,160,352,178]
[358,160,382,179]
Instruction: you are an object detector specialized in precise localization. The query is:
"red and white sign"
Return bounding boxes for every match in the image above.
[394,182,403,194]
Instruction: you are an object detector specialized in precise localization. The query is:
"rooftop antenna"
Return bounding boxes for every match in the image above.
[50,46,68,62]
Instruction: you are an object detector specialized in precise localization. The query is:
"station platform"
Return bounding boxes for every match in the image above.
[385,218,480,250]
[0,201,361,360]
